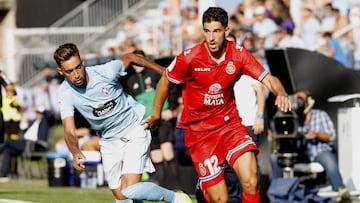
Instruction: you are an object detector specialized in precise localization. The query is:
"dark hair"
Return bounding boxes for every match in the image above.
[227,32,236,42]
[53,43,80,67]
[133,49,146,57]
[322,31,332,38]
[202,7,228,28]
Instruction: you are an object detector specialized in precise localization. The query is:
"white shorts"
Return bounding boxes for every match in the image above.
[99,124,155,189]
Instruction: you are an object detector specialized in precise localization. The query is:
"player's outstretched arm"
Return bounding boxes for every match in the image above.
[262,74,292,112]
[120,53,165,75]
[143,74,171,129]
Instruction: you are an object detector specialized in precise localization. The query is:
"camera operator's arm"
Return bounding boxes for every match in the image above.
[305,110,335,143]
[306,130,330,142]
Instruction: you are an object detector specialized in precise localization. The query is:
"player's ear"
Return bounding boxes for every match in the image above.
[57,67,63,76]
[225,26,231,37]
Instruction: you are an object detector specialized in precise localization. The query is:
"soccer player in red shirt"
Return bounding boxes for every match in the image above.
[144,7,292,203]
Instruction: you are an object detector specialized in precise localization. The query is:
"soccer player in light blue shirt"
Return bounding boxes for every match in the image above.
[54,43,191,203]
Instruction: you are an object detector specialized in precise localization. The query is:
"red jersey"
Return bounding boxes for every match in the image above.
[167,41,268,131]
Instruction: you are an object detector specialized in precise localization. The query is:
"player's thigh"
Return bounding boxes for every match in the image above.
[160,141,175,160]
[100,139,126,190]
[232,151,258,190]
[123,126,153,174]
[150,149,163,163]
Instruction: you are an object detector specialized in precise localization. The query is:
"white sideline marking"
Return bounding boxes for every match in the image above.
[318,191,360,198]
[0,200,35,203]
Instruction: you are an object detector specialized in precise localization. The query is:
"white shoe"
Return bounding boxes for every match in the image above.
[0,177,9,183]
[173,191,193,203]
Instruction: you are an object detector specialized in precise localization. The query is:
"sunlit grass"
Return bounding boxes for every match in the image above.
[0,178,114,203]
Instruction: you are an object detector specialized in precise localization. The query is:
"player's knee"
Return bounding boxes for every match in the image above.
[241,175,258,193]
[112,188,128,200]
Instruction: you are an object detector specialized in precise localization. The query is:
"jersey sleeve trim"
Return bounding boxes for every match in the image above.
[166,69,182,84]
[258,71,269,82]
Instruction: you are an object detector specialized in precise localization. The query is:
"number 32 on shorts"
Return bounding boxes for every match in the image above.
[199,155,221,176]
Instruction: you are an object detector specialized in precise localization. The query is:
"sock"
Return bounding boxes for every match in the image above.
[154,162,165,186]
[121,182,175,202]
[166,159,180,188]
[166,159,179,177]
[242,190,260,203]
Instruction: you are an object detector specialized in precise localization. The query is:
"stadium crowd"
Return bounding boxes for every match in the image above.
[92,0,360,71]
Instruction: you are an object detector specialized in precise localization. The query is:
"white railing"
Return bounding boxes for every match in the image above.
[9,0,161,86]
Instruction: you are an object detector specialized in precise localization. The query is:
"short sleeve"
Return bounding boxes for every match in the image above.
[166,53,188,84]
[93,60,127,82]
[236,46,269,81]
[58,86,74,119]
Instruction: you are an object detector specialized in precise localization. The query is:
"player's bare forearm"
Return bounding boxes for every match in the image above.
[62,118,86,170]
[64,132,81,155]
[262,74,291,112]
[65,132,86,170]
[120,53,165,75]
[253,82,266,116]
[144,75,171,129]
[62,117,82,155]
[253,82,266,134]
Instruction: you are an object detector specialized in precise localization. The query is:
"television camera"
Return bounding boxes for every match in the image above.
[271,94,324,179]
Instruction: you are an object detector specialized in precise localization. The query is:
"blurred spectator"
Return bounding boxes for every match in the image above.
[252,5,278,38]
[316,32,350,67]
[266,0,292,27]
[16,87,36,132]
[349,7,360,70]
[158,1,182,56]
[331,0,350,16]
[241,31,256,50]
[116,15,139,45]
[1,83,22,141]
[330,5,349,34]
[319,3,336,33]
[272,26,306,49]
[180,5,203,49]
[0,71,10,143]
[0,106,54,182]
[42,67,61,121]
[229,24,253,46]
[295,3,321,50]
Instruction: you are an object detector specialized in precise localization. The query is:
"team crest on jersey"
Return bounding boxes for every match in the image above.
[102,87,109,96]
[226,61,235,74]
[199,163,207,176]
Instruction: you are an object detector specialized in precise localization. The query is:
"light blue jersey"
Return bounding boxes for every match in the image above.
[58,60,145,141]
